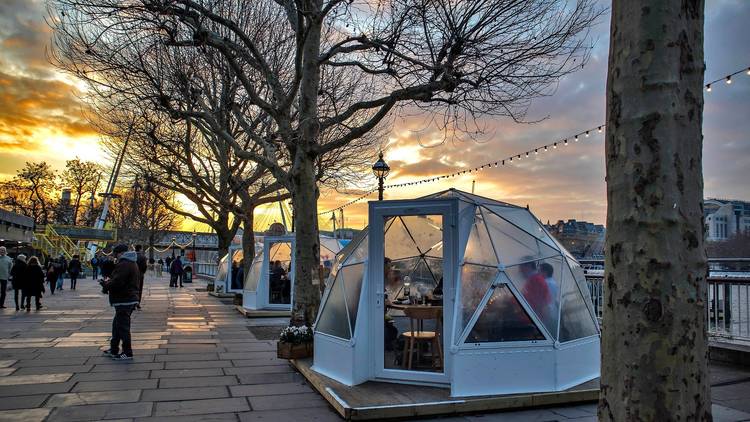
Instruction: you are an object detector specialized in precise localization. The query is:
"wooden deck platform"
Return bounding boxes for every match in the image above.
[236,305,291,318]
[291,358,599,421]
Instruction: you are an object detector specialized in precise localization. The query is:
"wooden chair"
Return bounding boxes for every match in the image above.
[401,306,443,370]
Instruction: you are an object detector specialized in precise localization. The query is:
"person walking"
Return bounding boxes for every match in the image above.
[156,258,163,277]
[0,246,13,309]
[46,258,58,295]
[91,253,100,280]
[101,244,140,360]
[23,256,45,311]
[134,245,147,310]
[10,254,27,311]
[169,256,183,288]
[68,255,82,290]
[55,255,66,291]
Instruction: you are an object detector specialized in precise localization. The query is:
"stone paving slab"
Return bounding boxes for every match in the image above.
[153,397,250,416]
[45,390,142,407]
[141,386,230,402]
[0,394,49,410]
[47,402,153,421]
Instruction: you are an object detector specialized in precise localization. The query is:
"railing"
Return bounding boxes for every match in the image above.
[584,258,750,342]
[194,262,218,278]
[32,225,90,266]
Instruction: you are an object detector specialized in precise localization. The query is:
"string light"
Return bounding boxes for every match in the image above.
[320,63,750,215]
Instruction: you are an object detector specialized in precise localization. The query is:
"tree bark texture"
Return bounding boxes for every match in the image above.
[600,1,710,421]
[291,156,322,326]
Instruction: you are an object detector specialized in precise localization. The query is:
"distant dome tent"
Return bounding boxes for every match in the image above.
[242,234,343,311]
[313,189,599,397]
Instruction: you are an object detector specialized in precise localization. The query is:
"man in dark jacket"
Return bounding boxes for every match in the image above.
[134,245,148,309]
[169,256,184,288]
[68,255,82,290]
[101,244,140,361]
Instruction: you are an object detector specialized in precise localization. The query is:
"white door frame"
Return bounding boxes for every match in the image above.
[368,198,457,385]
[262,235,295,310]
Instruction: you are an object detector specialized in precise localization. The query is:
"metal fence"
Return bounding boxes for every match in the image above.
[194,262,218,278]
[584,259,750,343]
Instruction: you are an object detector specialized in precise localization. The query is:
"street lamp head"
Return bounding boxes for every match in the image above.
[372,152,390,179]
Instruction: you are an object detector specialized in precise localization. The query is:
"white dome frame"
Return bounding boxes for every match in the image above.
[312,189,600,397]
[242,234,342,311]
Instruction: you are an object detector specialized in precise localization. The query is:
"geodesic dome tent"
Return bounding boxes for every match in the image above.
[214,246,244,293]
[242,235,342,311]
[312,189,600,397]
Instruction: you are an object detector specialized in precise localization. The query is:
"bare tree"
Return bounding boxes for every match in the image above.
[0,162,58,226]
[108,183,182,255]
[49,0,600,324]
[61,158,104,225]
[600,1,710,420]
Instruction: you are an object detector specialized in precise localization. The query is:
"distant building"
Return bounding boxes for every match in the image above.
[544,219,605,259]
[704,198,750,241]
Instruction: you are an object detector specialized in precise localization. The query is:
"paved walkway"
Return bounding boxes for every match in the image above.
[0,274,747,421]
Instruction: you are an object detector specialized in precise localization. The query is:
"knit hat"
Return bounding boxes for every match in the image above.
[112,244,129,255]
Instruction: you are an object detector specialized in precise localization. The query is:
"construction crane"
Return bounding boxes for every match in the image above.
[87,128,131,257]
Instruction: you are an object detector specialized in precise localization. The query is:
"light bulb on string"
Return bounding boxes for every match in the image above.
[525,151,529,157]
[598,126,603,133]
[585,131,589,138]
[726,76,732,84]
[544,145,548,151]
[747,67,750,75]
[564,139,568,146]
[534,149,538,154]
[706,84,712,92]
[574,135,579,142]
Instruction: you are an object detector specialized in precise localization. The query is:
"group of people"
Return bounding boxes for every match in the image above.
[0,247,90,311]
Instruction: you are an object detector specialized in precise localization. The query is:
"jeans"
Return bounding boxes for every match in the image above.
[70,275,78,289]
[111,304,136,355]
[0,280,6,307]
[92,267,99,279]
[56,274,64,290]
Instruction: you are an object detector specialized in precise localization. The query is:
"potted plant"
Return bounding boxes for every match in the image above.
[277,325,314,359]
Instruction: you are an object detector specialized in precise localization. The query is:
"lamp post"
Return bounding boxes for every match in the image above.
[171,237,176,258]
[372,152,390,201]
[192,231,197,263]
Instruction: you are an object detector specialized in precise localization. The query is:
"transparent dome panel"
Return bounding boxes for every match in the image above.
[558,261,599,342]
[482,211,560,266]
[399,215,443,257]
[344,234,368,266]
[215,254,228,284]
[315,273,351,339]
[566,257,598,323]
[465,285,545,343]
[244,248,264,291]
[385,256,420,301]
[384,216,421,261]
[505,256,564,339]
[463,208,498,266]
[341,263,364,335]
[484,205,559,251]
[457,264,497,340]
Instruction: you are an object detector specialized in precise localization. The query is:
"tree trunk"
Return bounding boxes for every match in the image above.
[600,1,710,421]
[215,228,234,265]
[291,158,322,327]
[148,232,155,261]
[290,9,323,327]
[241,211,255,286]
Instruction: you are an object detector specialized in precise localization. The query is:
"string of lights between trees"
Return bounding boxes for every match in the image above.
[319,64,750,216]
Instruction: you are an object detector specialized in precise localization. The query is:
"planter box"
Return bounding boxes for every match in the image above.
[277,341,314,359]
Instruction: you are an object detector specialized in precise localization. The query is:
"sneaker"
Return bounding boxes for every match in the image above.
[111,353,133,361]
[102,349,116,357]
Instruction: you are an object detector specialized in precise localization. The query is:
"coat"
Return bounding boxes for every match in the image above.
[103,252,140,306]
[10,259,27,290]
[23,264,46,296]
[170,259,183,275]
[68,259,82,276]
